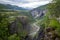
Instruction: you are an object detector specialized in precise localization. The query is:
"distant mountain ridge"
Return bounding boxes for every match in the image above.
[0,3,28,10]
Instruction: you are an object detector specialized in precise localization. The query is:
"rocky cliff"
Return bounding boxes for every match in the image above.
[30,5,47,19]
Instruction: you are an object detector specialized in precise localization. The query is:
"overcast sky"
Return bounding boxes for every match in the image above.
[0,0,52,8]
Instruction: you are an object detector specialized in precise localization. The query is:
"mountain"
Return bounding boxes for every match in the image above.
[0,3,27,10]
[30,4,48,19]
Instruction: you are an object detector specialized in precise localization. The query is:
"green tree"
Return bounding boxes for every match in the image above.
[0,13,9,40]
[47,0,60,36]
[48,0,60,17]
[8,34,20,40]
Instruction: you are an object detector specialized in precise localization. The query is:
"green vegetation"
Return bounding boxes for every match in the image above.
[8,34,20,40]
[0,13,9,40]
[48,0,60,17]
[0,0,60,40]
[39,4,48,10]
[0,7,33,40]
[46,0,60,36]
[37,0,60,36]
[0,11,19,40]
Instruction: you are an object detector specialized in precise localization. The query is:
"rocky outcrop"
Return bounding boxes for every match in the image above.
[44,27,60,40]
[9,16,31,34]
[30,6,47,18]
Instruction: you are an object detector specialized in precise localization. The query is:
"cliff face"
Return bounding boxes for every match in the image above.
[30,5,47,19]
[9,16,31,34]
